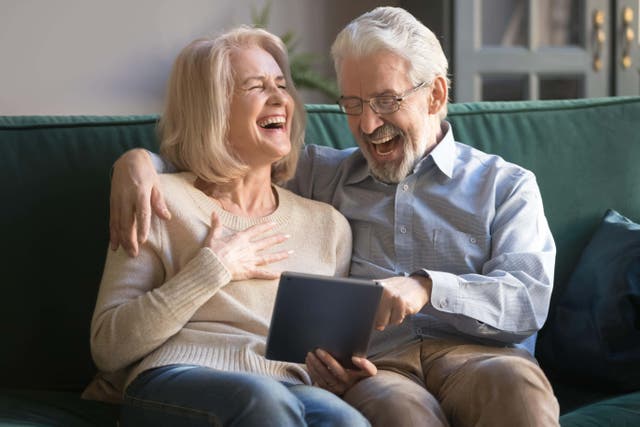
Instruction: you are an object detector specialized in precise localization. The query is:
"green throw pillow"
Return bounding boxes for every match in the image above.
[548,209,640,391]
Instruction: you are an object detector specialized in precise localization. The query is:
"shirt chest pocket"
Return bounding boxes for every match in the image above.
[428,229,491,274]
[352,222,395,270]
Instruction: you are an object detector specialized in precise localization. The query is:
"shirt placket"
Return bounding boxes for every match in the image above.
[394,176,415,275]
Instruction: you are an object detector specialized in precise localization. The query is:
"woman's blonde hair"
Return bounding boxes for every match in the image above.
[159,27,305,184]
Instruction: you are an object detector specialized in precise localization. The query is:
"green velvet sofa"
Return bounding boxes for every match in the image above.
[1,97,639,426]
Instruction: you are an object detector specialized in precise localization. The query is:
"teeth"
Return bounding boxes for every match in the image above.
[368,125,400,144]
[257,116,286,128]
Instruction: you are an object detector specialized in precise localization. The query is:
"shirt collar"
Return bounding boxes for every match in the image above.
[345,120,456,185]
[426,120,455,179]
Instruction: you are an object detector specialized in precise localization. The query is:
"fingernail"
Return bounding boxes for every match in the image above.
[284,234,291,239]
[287,250,294,254]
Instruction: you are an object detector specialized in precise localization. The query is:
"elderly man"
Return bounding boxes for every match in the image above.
[109,7,559,426]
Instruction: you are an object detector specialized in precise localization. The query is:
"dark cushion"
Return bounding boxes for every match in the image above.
[0,389,118,427]
[559,391,640,427]
[541,209,640,391]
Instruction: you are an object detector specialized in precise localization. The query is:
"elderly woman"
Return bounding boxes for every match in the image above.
[86,27,368,427]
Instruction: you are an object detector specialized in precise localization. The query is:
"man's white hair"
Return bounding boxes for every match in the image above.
[331,6,450,119]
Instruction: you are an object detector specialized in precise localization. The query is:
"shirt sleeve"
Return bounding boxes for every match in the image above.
[90,223,231,372]
[147,150,178,174]
[425,172,556,345]
[283,145,356,202]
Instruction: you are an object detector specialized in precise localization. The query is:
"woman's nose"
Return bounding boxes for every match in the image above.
[266,84,286,105]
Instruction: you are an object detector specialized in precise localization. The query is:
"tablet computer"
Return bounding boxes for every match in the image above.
[266,271,383,369]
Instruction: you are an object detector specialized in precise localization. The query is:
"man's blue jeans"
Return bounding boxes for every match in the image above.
[121,364,370,427]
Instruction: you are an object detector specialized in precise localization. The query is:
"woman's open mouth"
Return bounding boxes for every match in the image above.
[257,116,287,131]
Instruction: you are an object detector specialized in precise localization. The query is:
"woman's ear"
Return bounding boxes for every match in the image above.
[428,76,448,115]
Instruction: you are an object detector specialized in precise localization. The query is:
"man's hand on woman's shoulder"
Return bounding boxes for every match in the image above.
[109,149,171,257]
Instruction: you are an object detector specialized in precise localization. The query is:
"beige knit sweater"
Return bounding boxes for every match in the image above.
[86,172,352,402]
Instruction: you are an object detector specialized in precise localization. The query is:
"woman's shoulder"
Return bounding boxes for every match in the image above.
[157,172,199,207]
[158,171,195,190]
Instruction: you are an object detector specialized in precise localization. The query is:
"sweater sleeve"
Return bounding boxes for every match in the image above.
[332,209,353,278]
[90,237,231,373]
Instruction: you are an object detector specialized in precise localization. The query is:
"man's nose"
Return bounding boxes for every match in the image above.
[359,104,384,135]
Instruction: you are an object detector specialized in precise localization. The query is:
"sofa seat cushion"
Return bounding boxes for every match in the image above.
[559,391,640,427]
[0,389,118,427]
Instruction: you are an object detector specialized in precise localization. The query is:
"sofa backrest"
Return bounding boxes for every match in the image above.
[0,116,159,390]
[1,96,639,391]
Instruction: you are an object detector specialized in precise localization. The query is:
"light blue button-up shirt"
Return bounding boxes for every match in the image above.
[151,121,555,355]
[286,121,556,355]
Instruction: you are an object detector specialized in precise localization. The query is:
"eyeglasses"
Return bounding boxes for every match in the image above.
[337,82,428,116]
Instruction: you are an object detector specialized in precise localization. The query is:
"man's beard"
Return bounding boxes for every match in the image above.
[360,124,425,184]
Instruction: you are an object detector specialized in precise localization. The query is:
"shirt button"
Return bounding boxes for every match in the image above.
[402,184,409,191]
[439,298,448,308]
[416,327,423,335]
[469,237,477,244]
[400,226,407,234]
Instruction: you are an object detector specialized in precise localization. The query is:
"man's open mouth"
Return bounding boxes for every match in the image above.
[367,126,401,156]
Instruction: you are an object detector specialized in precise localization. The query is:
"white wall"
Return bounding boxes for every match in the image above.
[0,0,397,115]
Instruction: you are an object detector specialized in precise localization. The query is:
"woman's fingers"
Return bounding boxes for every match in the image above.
[247,269,282,280]
[204,216,291,281]
[315,349,349,384]
[254,250,292,266]
[251,233,290,252]
[306,351,339,388]
[306,349,375,396]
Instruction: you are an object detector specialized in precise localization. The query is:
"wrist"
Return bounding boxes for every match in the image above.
[410,269,433,301]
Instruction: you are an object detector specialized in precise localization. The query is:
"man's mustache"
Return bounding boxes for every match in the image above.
[361,124,403,144]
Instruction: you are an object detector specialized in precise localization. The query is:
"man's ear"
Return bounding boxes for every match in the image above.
[428,76,448,115]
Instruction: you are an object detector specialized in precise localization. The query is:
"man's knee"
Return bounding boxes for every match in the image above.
[344,371,448,427]
[445,354,559,426]
[473,355,554,397]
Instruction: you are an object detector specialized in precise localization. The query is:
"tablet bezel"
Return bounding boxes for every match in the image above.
[266,271,382,369]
